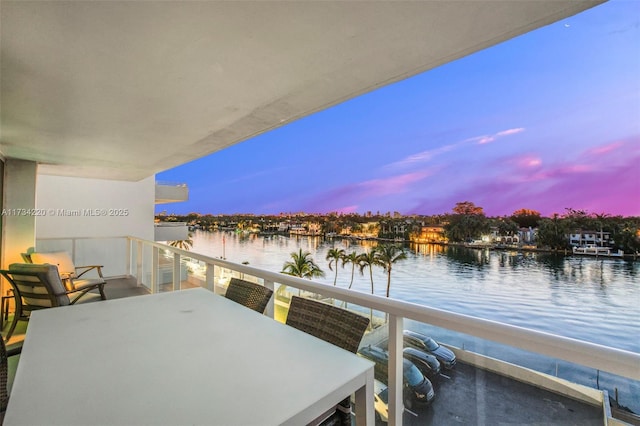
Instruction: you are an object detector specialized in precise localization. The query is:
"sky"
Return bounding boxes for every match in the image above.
[157,0,640,218]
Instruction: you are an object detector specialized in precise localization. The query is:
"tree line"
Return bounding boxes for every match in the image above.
[159,201,640,254]
[443,203,640,253]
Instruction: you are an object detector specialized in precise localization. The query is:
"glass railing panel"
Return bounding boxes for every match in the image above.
[140,243,153,292]
[403,318,640,421]
[180,256,206,290]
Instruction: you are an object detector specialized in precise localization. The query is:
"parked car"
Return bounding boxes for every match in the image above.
[403,347,441,378]
[403,330,457,369]
[350,379,390,423]
[358,345,435,408]
[373,380,389,423]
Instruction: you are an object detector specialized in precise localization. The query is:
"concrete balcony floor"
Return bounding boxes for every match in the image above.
[396,361,602,425]
[2,277,607,425]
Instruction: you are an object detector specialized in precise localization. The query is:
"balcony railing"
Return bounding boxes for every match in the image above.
[154,221,189,241]
[121,236,640,425]
[30,235,639,424]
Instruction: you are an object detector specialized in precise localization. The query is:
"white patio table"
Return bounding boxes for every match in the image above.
[4,287,374,425]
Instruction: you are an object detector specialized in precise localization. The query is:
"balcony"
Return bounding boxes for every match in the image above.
[4,236,638,425]
[155,182,189,204]
[154,221,189,242]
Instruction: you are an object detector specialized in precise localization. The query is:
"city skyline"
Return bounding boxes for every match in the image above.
[157,0,639,218]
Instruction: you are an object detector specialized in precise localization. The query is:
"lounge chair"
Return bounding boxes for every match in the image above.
[0,263,106,342]
[22,250,106,291]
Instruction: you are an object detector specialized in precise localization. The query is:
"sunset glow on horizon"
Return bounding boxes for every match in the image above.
[157,1,640,218]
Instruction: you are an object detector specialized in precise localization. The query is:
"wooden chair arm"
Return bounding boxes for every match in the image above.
[67,282,101,293]
[63,282,105,304]
[74,265,104,278]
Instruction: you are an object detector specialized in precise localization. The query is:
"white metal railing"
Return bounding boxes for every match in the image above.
[127,236,640,425]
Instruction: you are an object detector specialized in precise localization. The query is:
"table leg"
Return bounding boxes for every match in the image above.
[354,368,374,426]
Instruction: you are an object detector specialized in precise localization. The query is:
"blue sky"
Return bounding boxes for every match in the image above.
[157,0,640,218]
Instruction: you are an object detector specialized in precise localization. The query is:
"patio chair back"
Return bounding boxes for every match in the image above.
[286,296,370,354]
[2,263,71,309]
[286,296,370,426]
[224,278,273,314]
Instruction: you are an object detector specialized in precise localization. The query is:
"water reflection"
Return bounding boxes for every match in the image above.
[190,231,639,352]
[410,242,445,257]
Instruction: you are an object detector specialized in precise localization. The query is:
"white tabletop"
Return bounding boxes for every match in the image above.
[5,288,374,426]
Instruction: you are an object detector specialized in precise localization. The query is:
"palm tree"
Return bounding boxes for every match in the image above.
[168,232,194,251]
[326,248,346,286]
[281,249,325,279]
[358,250,381,295]
[376,244,407,297]
[342,251,360,289]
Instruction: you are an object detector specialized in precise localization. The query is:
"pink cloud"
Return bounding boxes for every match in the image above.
[468,127,526,145]
[560,164,594,173]
[305,171,431,212]
[388,127,525,171]
[497,139,635,186]
[386,144,457,169]
[476,136,495,145]
[359,171,431,196]
[496,128,525,137]
[512,154,543,168]
[585,141,625,156]
[335,205,359,214]
[408,136,640,217]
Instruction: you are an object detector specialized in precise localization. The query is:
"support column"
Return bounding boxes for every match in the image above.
[2,159,38,268]
[1,159,38,305]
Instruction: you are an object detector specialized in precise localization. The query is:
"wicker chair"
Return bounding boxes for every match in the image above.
[0,337,21,422]
[286,296,370,426]
[0,263,107,342]
[224,278,273,314]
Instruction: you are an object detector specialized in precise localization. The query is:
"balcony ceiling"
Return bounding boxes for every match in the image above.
[0,1,603,181]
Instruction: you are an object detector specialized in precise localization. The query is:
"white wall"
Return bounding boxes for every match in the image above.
[36,175,155,240]
[34,174,156,276]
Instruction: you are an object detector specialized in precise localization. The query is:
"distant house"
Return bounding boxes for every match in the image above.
[277,222,290,232]
[410,226,447,244]
[518,227,536,244]
[307,222,322,235]
[495,235,520,245]
[569,230,611,247]
[351,221,380,239]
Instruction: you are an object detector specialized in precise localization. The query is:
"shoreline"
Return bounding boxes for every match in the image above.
[201,228,639,260]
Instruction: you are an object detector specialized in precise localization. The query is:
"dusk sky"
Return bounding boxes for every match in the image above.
[157,0,640,218]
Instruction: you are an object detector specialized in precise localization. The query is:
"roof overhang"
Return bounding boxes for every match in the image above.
[0,1,605,181]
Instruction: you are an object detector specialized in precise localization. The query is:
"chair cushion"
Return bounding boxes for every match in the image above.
[8,263,70,307]
[30,251,76,276]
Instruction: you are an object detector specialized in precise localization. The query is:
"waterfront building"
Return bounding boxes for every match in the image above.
[2,1,637,425]
[519,227,536,244]
[570,230,612,247]
[410,226,448,244]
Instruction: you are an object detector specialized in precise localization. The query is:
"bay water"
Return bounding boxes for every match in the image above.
[189,230,640,410]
